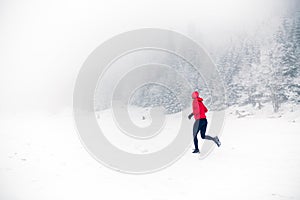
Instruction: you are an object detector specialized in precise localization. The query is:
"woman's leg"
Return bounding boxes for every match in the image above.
[193,120,200,150]
[199,119,208,139]
[200,119,219,144]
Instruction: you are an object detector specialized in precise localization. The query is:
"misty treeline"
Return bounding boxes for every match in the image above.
[95,11,300,114]
[215,11,300,112]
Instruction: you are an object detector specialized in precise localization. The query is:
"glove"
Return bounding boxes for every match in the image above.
[188,113,193,120]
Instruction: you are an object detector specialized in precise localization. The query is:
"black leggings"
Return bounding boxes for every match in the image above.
[193,119,216,150]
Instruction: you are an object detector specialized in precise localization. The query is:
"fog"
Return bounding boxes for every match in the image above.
[0,0,298,115]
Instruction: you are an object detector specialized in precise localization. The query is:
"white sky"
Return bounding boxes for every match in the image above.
[0,0,296,114]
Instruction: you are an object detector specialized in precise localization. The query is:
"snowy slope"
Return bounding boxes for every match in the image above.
[1,107,300,200]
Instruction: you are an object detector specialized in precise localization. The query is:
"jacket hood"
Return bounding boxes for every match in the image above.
[192,91,199,99]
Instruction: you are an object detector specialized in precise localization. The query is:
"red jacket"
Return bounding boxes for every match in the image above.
[192,92,208,119]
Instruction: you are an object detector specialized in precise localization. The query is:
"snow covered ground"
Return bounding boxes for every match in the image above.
[1,105,300,200]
